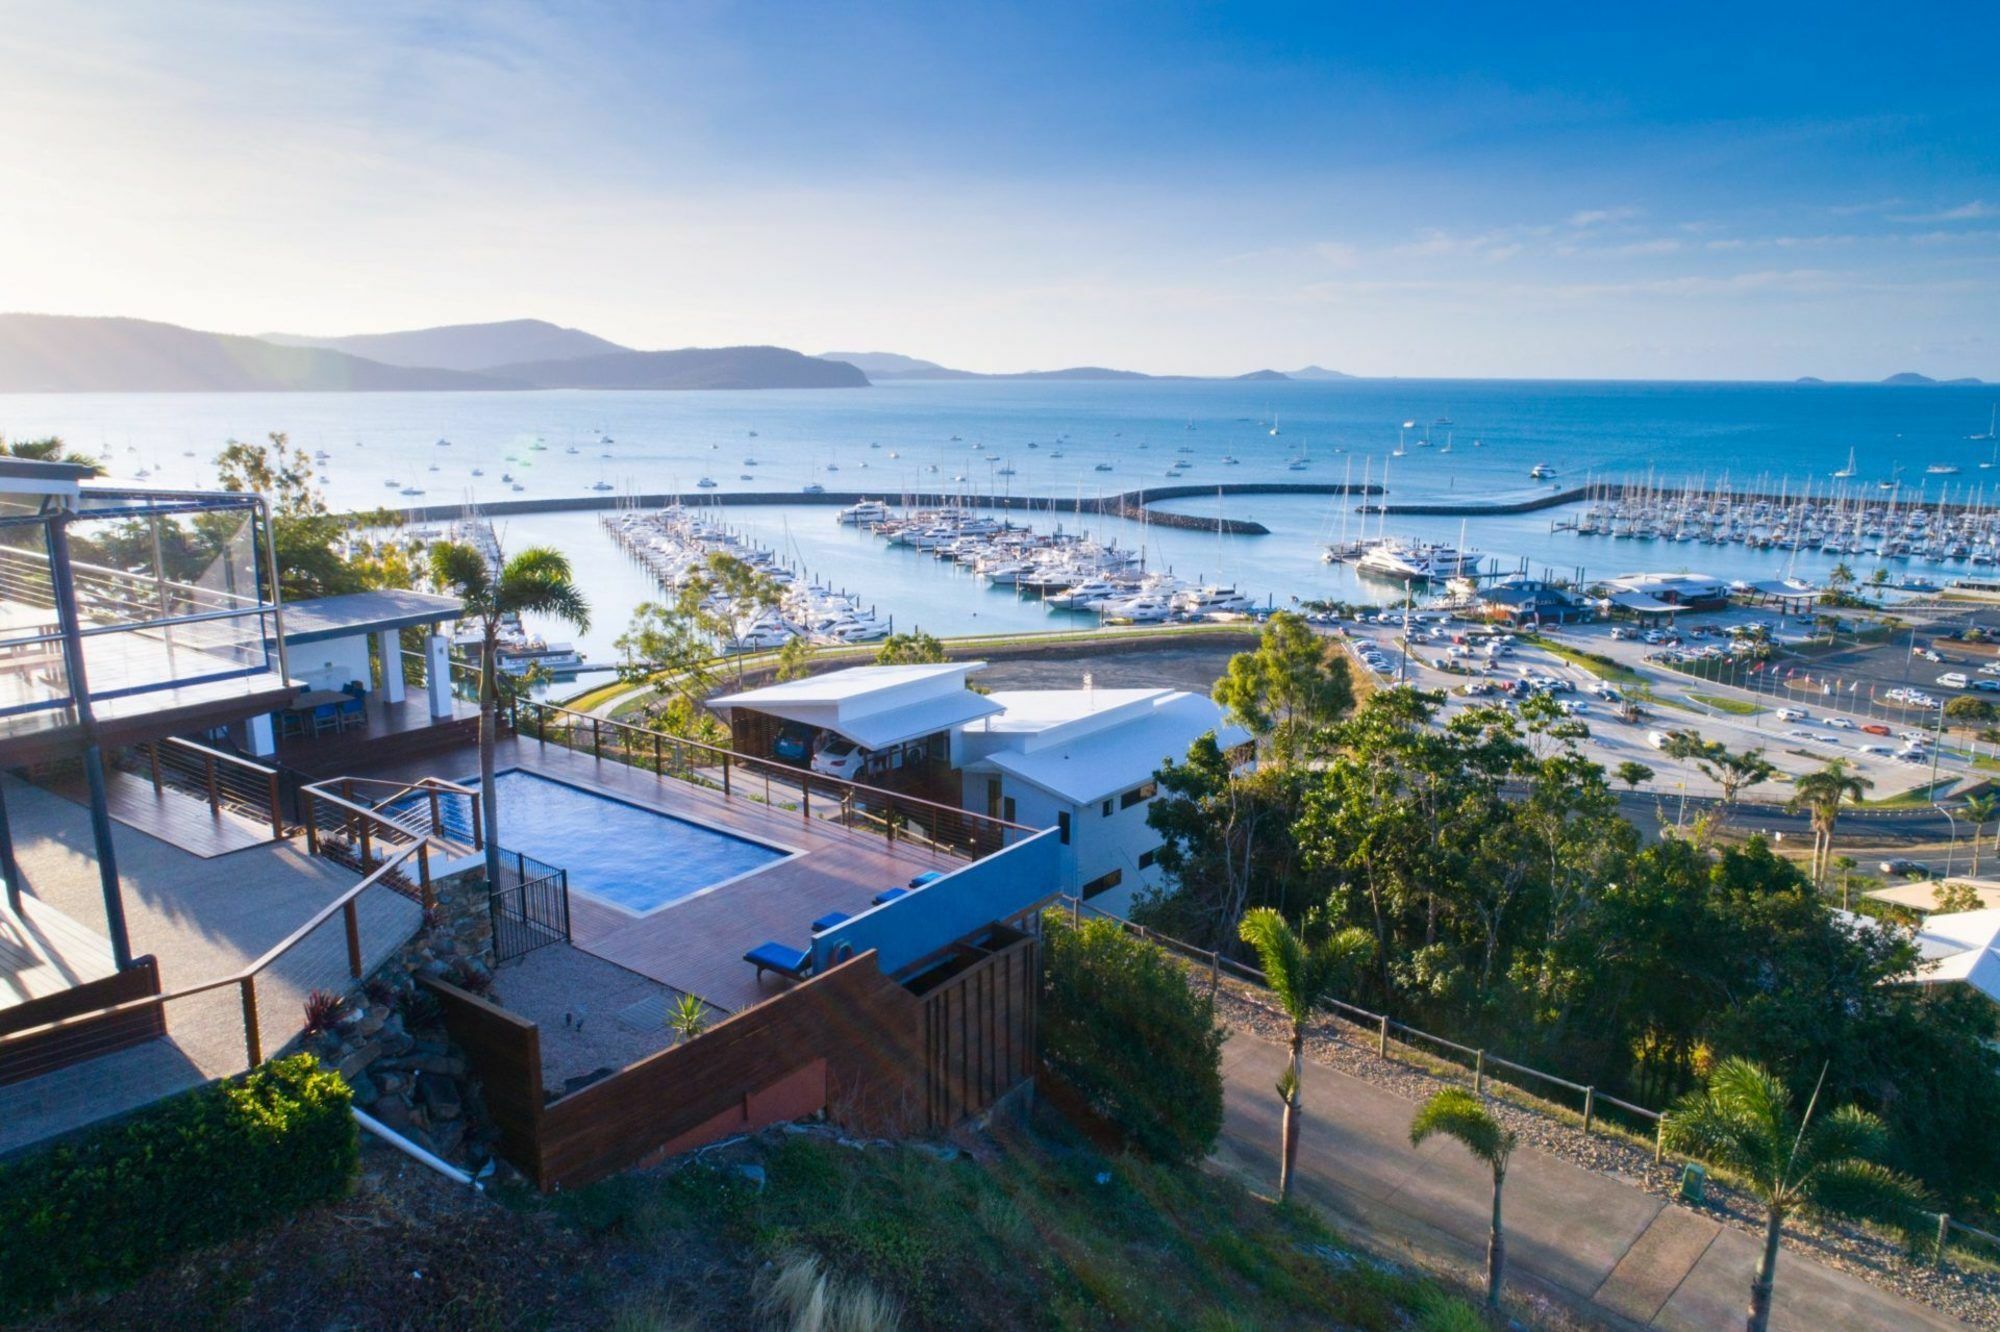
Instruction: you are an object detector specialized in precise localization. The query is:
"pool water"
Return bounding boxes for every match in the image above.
[453,770,789,914]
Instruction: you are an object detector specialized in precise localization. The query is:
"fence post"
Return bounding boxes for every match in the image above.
[801,777,810,823]
[344,898,362,978]
[240,977,262,1067]
[722,752,731,798]
[1070,897,1080,928]
[147,741,163,793]
[470,789,482,850]
[204,753,220,814]
[1583,1086,1596,1135]
[653,730,662,776]
[419,844,434,913]
[1937,1214,1951,1271]
[1654,1118,1666,1165]
[592,717,602,759]
[303,791,318,856]
[427,787,442,838]
[1377,1014,1389,1058]
[266,771,284,841]
[1208,948,1220,997]
[359,819,372,869]
[1474,1049,1486,1096]
[537,703,546,750]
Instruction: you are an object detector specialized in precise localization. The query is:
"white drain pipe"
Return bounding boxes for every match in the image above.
[353,1107,482,1190]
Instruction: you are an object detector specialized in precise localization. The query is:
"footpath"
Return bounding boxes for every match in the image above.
[1212,1033,1969,1331]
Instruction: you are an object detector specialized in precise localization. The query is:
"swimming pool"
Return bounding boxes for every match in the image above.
[450,770,791,914]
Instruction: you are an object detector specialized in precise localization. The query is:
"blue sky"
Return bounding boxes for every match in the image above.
[1,1,1995,379]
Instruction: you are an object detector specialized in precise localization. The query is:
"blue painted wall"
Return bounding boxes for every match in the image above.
[810,828,1060,975]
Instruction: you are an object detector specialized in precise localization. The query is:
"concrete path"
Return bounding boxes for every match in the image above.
[1214,1033,1968,1331]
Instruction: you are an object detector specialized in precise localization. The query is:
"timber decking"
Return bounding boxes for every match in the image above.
[0,893,114,1010]
[47,767,275,858]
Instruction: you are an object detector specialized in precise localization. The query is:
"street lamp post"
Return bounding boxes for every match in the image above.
[1937,803,1961,878]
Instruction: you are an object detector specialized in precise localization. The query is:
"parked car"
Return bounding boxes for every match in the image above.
[1825,716,1856,729]
[1937,672,1970,689]
[810,736,871,779]
[1975,680,2000,694]
[773,722,814,763]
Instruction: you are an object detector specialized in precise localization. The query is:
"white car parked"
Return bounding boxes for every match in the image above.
[1938,672,1971,689]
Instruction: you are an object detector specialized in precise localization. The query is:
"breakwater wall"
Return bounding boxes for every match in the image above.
[358,482,1385,536]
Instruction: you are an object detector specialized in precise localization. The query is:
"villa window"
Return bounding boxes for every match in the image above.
[1081,868,1123,899]
[1003,795,1017,823]
[1138,847,1158,870]
[1119,781,1157,810]
[1058,811,1070,844]
[1101,799,1113,817]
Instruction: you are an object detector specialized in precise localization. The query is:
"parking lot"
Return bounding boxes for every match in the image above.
[1328,606,1958,803]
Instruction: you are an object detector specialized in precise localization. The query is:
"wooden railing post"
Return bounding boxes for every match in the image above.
[344,898,362,978]
[418,843,434,913]
[204,754,220,814]
[427,787,442,838]
[359,819,372,869]
[1583,1086,1596,1135]
[303,791,318,855]
[653,730,662,776]
[267,771,284,841]
[1377,1014,1389,1058]
[1654,1118,1666,1165]
[722,752,731,798]
[801,777,810,823]
[469,790,482,850]
[147,741,163,793]
[240,977,262,1067]
[592,717,602,759]
[1937,1214,1951,1271]
[1474,1049,1486,1096]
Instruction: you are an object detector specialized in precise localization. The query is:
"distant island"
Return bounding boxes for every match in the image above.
[819,350,1320,382]
[1882,371,1986,386]
[0,314,868,392]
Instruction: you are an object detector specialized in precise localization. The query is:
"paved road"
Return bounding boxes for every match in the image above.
[1211,1031,1968,1331]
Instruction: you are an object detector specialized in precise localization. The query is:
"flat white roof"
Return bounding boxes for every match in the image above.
[1866,880,2000,913]
[710,661,983,708]
[972,688,1169,741]
[978,691,1250,806]
[1911,909,2000,1001]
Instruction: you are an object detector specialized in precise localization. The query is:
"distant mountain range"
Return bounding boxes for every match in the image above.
[819,350,1329,382]
[0,314,868,392]
[1795,372,1989,386]
[0,313,1358,392]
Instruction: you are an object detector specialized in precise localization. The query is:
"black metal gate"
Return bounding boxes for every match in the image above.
[490,848,571,961]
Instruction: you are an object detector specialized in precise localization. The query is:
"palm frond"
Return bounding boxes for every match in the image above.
[1238,907,1312,1022]
[498,568,591,630]
[1409,1088,1515,1167]
[503,545,576,583]
[1799,1103,1891,1174]
[1805,1159,1930,1235]
[429,541,492,608]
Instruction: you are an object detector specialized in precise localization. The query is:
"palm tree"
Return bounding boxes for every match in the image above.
[1,434,101,473]
[1663,1059,1926,1332]
[429,541,590,887]
[1409,1089,1518,1308]
[1787,759,1872,889]
[1237,907,1373,1201]
[1959,793,1998,877]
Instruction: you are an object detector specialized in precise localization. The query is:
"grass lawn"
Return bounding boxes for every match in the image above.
[1685,691,1764,716]
[1519,634,1645,686]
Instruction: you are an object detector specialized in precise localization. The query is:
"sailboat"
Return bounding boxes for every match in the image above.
[1969,405,1997,442]
[1268,413,1280,437]
[1832,447,1858,480]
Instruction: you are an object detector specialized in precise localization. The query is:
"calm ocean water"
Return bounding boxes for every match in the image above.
[3,379,1996,667]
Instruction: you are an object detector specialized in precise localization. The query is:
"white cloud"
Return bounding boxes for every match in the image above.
[1892,200,1998,223]
[1567,206,1640,228]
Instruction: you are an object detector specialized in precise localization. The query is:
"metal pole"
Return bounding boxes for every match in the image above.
[1583,1086,1596,1134]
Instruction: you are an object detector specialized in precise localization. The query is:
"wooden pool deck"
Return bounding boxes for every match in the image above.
[355,736,968,1014]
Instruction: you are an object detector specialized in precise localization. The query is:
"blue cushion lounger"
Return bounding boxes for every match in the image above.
[907,871,946,888]
[871,886,911,907]
[744,941,812,983]
[810,910,851,934]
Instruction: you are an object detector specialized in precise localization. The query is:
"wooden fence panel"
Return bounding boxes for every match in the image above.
[419,976,545,1176]
[0,956,164,1086]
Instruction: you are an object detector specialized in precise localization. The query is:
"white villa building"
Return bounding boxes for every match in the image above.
[710,663,1249,916]
[956,687,1249,914]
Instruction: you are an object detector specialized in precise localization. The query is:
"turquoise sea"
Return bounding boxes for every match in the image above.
[3,379,1996,668]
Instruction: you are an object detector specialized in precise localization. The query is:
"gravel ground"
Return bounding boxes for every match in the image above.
[489,944,704,1088]
[1208,972,2000,1330]
[965,638,1247,695]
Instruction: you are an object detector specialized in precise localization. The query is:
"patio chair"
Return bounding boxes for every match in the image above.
[744,941,813,985]
[310,702,340,736]
[809,910,851,934]
[870,886,910,907]
[277,709,305,738]
[338,694,366,730]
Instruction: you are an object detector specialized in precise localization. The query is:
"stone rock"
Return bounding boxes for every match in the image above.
[429,1120,466,1160]
[733,1163,767,1190]
[418,1072,463,1121]
[372,1096,414,1130]
[375,1029,416,1059]
[336,1039,382,1082]
[358,1005,388,1038]
[375,1071,407,1096]
[348,1072,379,1108]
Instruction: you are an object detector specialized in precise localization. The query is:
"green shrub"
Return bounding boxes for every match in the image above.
[0,1053,357,1316]
[1041,913,1225,1163]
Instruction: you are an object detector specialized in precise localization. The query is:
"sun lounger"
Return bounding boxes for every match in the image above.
[871,886,910,906]
[744,941,812,984]
[907,871,946,888]
[810,910,851,934]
